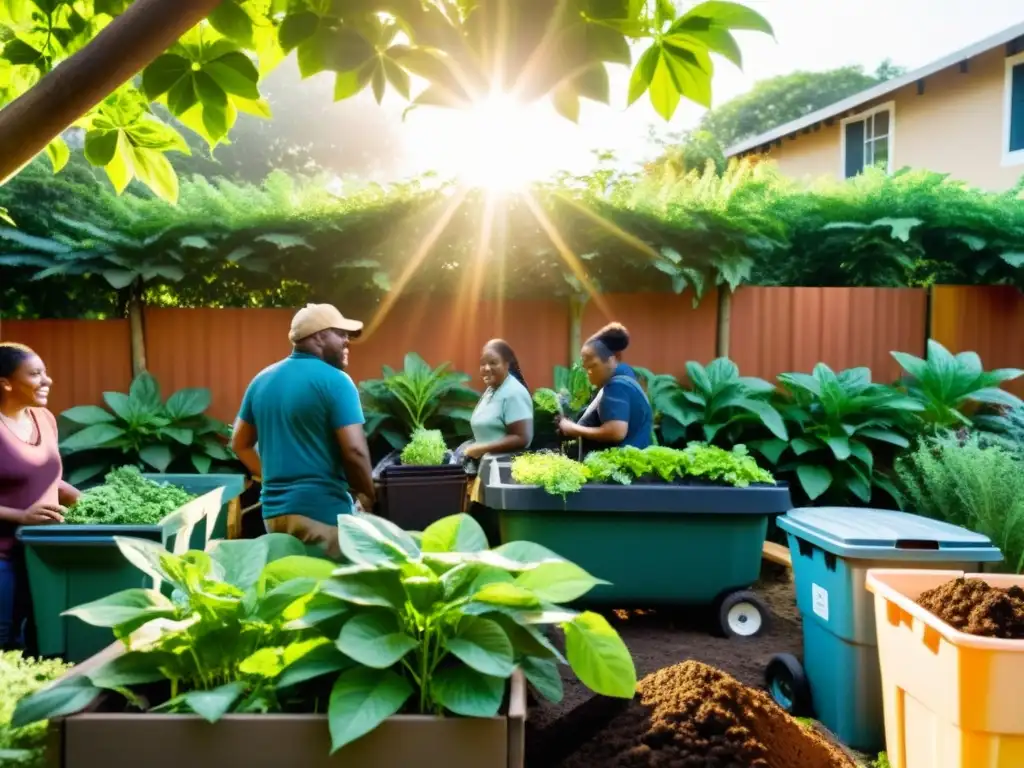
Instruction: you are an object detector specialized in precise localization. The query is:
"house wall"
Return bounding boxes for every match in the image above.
[751,47,1024,191]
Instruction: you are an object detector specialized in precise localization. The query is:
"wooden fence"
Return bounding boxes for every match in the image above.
[2,285,1022,422]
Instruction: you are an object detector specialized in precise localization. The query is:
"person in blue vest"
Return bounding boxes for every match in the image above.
[556,322,653,458]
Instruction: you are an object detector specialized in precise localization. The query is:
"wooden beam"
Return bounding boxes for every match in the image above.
[762,541,792,568]
[0,0,222,184]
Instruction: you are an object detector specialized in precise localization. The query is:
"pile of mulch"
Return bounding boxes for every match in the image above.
[917,577,1024,639]
[562,660,855,768]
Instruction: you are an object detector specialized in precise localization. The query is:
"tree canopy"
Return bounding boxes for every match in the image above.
[702,60,905,149]
[0,0,773,202]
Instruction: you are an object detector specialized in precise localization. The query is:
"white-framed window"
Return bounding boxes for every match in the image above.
[1003,51,1024,167]
[840,102,894,178]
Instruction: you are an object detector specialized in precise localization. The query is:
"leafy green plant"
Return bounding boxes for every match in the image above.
[892,340,1023,429]
[896,433,1024,573]
[678,443,775,487]
[13,514,636,755]
[0,652,72,768]
[873,754,891,768]
[63,466,195,525]
[399,429,448,467]
[583,445,651,484]
[974,404,1024,456]
[532,389,560,415]
[632,366,687,446]
[753,364,922,504]
[360,353,478,451]
[552,362,595,416]
[59,371,233,484]
[664,358,787,446]
[511,452,590,498]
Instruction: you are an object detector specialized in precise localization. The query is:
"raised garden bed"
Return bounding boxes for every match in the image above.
[483,448,792,626]
[373,444,468,530]
[16,484,222,662]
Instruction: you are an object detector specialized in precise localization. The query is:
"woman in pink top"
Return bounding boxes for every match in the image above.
[0,342,81,650]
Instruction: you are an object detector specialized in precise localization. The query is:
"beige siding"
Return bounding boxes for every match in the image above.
[750,47,1024,191]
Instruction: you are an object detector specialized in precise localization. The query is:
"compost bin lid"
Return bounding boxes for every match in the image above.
[778,507,1004,562]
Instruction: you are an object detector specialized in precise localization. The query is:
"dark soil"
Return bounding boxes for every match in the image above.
[561,661,855,768]
[528,566,807,766]
[917,577,1024,639]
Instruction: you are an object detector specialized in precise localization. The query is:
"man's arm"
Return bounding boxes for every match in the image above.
[328,374,375,506]
[231,418,263,481]
[336,424,375,504]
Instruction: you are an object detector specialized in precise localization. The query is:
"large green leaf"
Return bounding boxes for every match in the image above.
[61,405,116,426]
[513,561,607,603]
[59,422,126,452]
[165,387,212,419]
[520,656,563,703]
[11,676,101,729]
[444,616,515,677]
[337,610,417,668]
[62,588,176,628]
[430,664,505,717]
[796,464,833,500]
[183,681,246,723]
[322,566,406,609]
[562,612,636,698]
[421,513,489,553]
[337,514,411,566]
[328,667,412,752]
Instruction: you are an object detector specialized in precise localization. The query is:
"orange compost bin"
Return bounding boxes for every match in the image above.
[865,569,1024,768]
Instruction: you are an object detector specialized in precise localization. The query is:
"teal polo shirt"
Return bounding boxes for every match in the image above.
[238,351,364,525]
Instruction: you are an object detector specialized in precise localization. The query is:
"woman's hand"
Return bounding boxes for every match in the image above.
[556,416,582,438]
[21,504,65,525]
[463,443,486,460]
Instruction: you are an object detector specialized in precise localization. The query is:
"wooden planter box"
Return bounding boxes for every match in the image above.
[47,645,526,768]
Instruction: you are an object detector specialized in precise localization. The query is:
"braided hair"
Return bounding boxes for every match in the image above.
[484,339,528,391]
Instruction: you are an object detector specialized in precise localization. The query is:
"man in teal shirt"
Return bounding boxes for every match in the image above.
[231,303,375,557]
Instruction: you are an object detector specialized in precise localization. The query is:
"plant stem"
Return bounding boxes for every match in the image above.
[419,629,431,713]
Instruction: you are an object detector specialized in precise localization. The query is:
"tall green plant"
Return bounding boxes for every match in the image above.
[754,364,922,503]
[59,372,233,484]
[660,358,786,447]
[892,340,1023,429]
[896,433,1024,573]
[360,353,478,450]
[14,514,636,754]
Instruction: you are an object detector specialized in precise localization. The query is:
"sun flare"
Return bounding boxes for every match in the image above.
[410,91,568,191]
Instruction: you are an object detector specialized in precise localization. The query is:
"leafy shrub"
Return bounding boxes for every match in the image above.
[678,443,775,487]
[661,358,786,446]
[753,363,921,504]
[892,340,1023,430]
[399,429,448,467]
[360,353,478,450]
[59,371,233,484]
[896,433,1024,573]
[14,515,636,754]
[63,466,195,525]
[511,452,590,498]
[0,652,72,768]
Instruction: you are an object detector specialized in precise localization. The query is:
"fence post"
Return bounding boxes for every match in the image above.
[568,294,587,363]
[716,288,732,359]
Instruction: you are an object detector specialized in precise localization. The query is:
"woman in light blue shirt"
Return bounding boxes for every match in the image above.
[464,339,534,461]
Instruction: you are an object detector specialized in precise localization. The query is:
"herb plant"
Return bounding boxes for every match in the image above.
[64,466,195,525]
[511,452,590,498]
[532,389,560,415]
[399,429,448,467]
[896,433,1024,573]
[0,652,72,768]
[59,371,233,484]
[360,353,478,451]
[13,514,636,755]
[892,340,1024,430]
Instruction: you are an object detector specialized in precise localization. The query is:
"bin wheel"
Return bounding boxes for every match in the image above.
[718,590,769,638]
[765,653,812,716]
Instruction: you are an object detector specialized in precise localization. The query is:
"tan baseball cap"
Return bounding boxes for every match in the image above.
[288,303,363,343]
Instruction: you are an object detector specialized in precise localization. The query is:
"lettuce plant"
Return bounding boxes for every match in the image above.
[13,515,636,755]
[510,452,589,498]
[63,466,195,525]
[399,429,448,466]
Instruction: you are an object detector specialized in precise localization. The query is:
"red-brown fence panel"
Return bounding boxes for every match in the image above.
[729,287,928,384]
[931,285,1024,396]
[0,319,132,415]
[581,291,719,380]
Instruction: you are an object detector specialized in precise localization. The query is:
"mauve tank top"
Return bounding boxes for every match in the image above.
[0,408,62,559]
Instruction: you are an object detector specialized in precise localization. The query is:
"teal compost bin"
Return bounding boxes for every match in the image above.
[769,507,1003,753]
